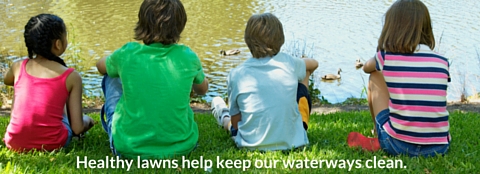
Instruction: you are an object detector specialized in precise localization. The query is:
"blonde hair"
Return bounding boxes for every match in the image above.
[244,13,285,58]
[377,0,435,53]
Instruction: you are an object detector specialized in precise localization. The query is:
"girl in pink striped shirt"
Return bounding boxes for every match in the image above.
[348,0,450,157]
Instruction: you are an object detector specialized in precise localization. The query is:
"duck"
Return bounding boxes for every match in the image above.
[220,49,241,56]
[322,68,342,80]
[355,59,364,69]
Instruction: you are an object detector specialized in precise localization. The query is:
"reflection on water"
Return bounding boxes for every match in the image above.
[1,0,479,103]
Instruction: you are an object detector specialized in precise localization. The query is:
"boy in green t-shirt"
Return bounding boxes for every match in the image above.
[96,0,208,159]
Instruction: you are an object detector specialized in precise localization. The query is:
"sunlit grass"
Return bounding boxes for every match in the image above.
[0,110,478,173]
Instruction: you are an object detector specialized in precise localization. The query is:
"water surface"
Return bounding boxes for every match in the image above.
[1,0,479,103]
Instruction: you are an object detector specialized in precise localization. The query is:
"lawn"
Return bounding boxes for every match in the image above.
[0,110,478,173]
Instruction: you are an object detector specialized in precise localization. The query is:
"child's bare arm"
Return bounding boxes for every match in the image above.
[193,77,209,95]
[3,61,21,86]
[66,71,93,134]
[4,67,14,86]
[363,57,377,73]
[303,58,318,73]
[96,56,107,75]
[230,113,241,129]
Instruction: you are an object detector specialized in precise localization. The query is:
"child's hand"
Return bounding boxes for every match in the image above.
[82,115,95,131]
[190,89,197,98]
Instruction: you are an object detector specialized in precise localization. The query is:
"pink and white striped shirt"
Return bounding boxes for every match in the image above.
[376,44,451,145]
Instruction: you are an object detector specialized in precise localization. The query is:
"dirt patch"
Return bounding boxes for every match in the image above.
[1,102,479,116]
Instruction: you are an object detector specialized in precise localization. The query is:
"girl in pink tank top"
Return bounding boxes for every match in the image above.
[2,14,94,152]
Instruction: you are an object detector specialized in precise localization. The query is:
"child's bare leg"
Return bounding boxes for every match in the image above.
[368,92,375,123]
[368,87,376,136]
[223,117,231,131]
[301,70,312,89]
[367,71,389,133]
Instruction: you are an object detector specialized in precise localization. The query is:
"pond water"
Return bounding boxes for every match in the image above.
[1,0,479,103]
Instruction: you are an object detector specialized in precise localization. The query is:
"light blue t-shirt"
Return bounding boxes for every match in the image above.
[227,52,308,150]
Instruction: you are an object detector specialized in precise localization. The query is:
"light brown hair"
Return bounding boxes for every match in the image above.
[244,13,285,58]
[377,0,435,53]
[134,0,187,45]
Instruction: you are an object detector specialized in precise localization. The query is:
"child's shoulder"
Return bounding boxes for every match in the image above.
[121,42,142,50]
[231,53,297,71]
[10,58,30,70]
[12,58,27,66]
[111,42,142,55]
[171,44,196,55]
[274,52,295,59]
[274,52,303,65]
[161,44,200,62]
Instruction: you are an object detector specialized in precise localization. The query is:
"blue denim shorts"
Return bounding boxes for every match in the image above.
[61,114,73,147]
[375,109,450,157]
[101,75,123,156]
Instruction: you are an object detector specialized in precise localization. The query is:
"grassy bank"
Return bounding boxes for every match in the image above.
[0,111,478,173]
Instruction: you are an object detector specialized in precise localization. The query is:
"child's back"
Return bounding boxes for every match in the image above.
[5,59,73,151]
[375,45,450,144]
[350,0,450,157]
[228,52,309,150]
[223,13,318,151]
[96,0,208,158]
[106,42,204,158]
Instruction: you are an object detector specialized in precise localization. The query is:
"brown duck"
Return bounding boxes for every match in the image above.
[220,49,241,56]
[322,68,342,80]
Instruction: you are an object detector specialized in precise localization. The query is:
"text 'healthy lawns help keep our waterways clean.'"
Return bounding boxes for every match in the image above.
[77,156,406,171]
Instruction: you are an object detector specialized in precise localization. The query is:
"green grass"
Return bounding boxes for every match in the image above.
[0,111,478,173]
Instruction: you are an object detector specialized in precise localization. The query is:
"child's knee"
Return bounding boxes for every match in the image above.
[368,71,387,90]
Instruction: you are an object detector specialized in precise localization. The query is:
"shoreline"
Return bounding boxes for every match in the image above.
[1,102,478,116]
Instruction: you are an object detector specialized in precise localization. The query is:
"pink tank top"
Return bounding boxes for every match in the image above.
[4,59,73,151]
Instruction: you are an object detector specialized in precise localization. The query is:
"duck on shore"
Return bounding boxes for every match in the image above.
[220,49,241,56]
[322,68,342,80]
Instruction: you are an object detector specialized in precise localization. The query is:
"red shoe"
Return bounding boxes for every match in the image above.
[347,132,381,152]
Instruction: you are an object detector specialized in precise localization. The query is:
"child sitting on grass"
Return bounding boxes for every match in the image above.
[3,14,94,152]
[211,13,318,151]
[347,0,451,157]
[96,0,208,159]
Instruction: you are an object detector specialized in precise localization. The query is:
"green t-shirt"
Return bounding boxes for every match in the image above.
[106,42,204,159]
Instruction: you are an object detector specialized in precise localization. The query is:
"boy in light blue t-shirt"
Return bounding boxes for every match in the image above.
[211,13,318,151]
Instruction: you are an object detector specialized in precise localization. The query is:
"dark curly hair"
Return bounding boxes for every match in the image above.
[134,0,187,45]
[24,14,67,67]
